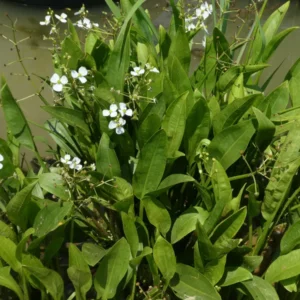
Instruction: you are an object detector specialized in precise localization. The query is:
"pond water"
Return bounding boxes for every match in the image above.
[0,0,300,160]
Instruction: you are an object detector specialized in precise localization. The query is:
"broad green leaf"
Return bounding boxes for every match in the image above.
[240,276,279,300]
[281,220,300,255]
[253,107,275,152]
[33,202,73,238]
[24,266,64,300]
[0,220,17,243]
[228,73,245,103]
[286,57,300,107]
[153,236,176,281]
[170,264,221,300]
[106,0,145,99]
[61,37,83,69]
[204,256,227,286]
[6,181,37,230]
[262,123,300,220]
[94,238,131,299]
[68,244,92,300]
[213,94,260,135]
[208,120,256,170]
[184,98,211,164]
[121,212,139,257]
[133,130,167,199]
[171,207,209,244]
[220,267,252,287]
[68,19,80,47]
[42,106,90,135]
[0,236,21,272]
[96,133,121,178]
[242,256,263,272]
[143,196,171,236]
[162,92,187,157]
[16,228,35,263]
[137,114,161,149]
[265,249,300,283]
[130,246,152,267]
[211,207,247,245]
[82,243,106,267]
[105,0,121,17]
[39,173,70,201]
[1,77,35,150]
[223,184,245,217]
[0,267,24,300]
[155,174,195,195]
[281,276,298,293]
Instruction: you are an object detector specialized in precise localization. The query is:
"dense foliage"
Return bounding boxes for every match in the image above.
[1,0,300,299]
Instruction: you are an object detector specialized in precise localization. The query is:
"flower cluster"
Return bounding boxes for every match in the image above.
[0,154,4,170]
[130,64,160,77]
[75,17,99,30]
[103,103,133,135]
[61,154,83,171]
[185,1,212,33]
[71,66,88,84]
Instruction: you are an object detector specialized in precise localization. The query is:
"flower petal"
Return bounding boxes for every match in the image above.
[102,110,110,117]
[75,164,83,171]
[78,76,87,84]
[71,70,78,78]
[73,157,81,164]
[61,13,68,19]
[50,73,60,83]
[150,67,159,73]
[108,120,117,129]
[0,154,3,162]
[119,118,126,126]
[110,111,118,118]
[0,163,3,170]
[116,127,125,135]
[53,84,63,92]
[125,109,133,117]
[130,71,137,76]
[110,104,118,111]
[79,66,88,76]
[60,76,68,85]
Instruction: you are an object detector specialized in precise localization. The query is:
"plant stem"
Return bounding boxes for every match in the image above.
[139,202,144,220]
[248,215,253,249]
[130,271,137,300]
[228,172,254,181]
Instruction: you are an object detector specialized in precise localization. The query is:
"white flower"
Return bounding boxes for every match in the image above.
[196,2,213,20]
[60,154,71,165]
[118,103,133,117]
[90,163,96,171]
[150,67,159,73]
[75,17,99,29]
[40,15,51,26]
[74,6,85,15]
[71,66,88,83]
[130,67,145,77]
[103,104,118,118]
[202,36,206,48]
[55,13,68,23]
[108,118,126,135]
[186,23,196,32]
[50,73,68,92]
[0,154,4,170]
[69,157,82,171]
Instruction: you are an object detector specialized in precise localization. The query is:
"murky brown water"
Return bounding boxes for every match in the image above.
[0,0,300,159]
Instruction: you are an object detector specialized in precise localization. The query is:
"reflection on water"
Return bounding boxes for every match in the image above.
[0,0,300,159]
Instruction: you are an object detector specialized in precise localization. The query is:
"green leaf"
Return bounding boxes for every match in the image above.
[211,207,247,245]
[204,256,227,286]
[155,174,195,195]
[170,264,221,300]
[0,267,24,300]
[61,37,83,69]
[121,212,139,257]
[94,238,131,299]
[68,244,92,300]
[0,138,15,179]
[133,130,167,199]
[24,266,64,300]
[0,236,21,272]
[220,267,252,287]
[223,184,245,217]
[266,249,300,283]
[16,228,35,263]
[171,207,209,244]
[96,133,121,178]
[1,77,35,150]
[153,236,176,281]
[240,276,279,299]
[281,220,300,255]
[42,106,90,135]
[162,92,187,157]
[0,220,17,243]
[143,196,171,236]
[213,94,260,135]
[33,202,73,238]
[39,173,70,201]
[82,243,106,267]
[130,247,152,267]
[184,98,211,163]
[6,181,37,230]
[68,19,80,47]
[286,57,300,107]
[207,120,256,170]
[105,0,121,17]
[228,73,245,103]
[281,276,298,293]
[252,107,275,151]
